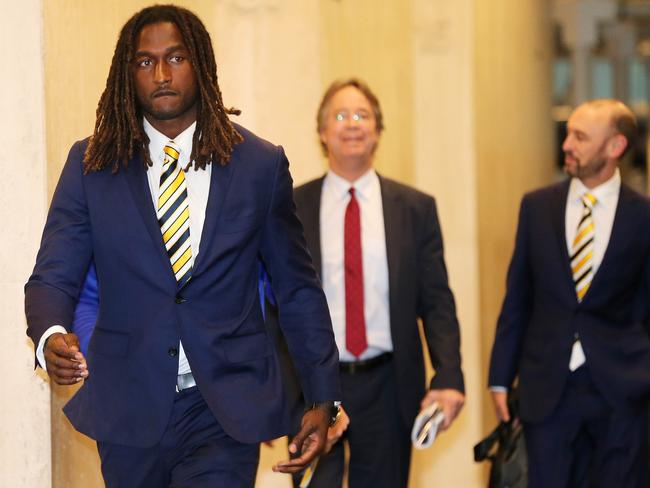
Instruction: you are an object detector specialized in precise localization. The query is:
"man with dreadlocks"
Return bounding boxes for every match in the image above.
[25,5,340,487]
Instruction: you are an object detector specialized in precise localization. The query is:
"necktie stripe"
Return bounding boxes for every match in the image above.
[574,267,592,287]
[162,207,190,244]
[571,251,593,275]
[571,192,596,302]
[158,170,185,209]
[570,237,593,262]
[158,190,186,226]
[172,247,193,274]
[166,228,191,258]
[158,142,192,285]
[572,222,594,247]
[164,145,180,161]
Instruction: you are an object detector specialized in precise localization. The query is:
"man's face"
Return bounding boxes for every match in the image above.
[562,105,616,181]
[320,86,379,171]
[132,21,199,134]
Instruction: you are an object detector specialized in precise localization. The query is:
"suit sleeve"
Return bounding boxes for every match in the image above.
[259,147,341,404]
[488,196,533,388]
[418,197,465,393]
[24,141,94,353]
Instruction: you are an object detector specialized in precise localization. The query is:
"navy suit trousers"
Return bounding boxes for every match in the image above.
[97,386,259,488]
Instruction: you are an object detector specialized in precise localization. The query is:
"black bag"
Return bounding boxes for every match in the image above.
[474,392,527,488]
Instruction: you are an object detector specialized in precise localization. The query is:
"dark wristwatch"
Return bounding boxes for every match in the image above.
[307,401,342,426]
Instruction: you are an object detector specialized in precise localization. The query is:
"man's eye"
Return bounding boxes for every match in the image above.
[170,55,184,63]
[138,59,152,67]
[335,112,346,122]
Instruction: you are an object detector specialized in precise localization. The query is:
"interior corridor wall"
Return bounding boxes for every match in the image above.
[474,0,555,434]
[1,0,51,486]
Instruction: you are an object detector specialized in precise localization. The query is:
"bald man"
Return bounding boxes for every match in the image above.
[489,100,650,487]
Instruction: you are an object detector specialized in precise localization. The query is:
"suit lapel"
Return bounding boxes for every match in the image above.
[192,157,235,276]
[378,175,401,321]
[123,153,176,283]
[587,184,629,295]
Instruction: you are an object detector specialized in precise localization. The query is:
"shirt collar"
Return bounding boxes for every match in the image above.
[143,117,197,169]
[324,168,377,201]
[568,168,621,207]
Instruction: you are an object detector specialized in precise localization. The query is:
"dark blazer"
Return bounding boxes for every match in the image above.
[489,180,650,423]
[294,174,464,426]
[25,125,340,447]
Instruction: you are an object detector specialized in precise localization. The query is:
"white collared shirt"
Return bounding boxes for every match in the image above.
[565,169,621,276]
[320,169,393,361]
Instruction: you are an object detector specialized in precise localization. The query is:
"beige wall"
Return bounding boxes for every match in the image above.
[474,0,555,433]
[1,0,51,486]
[28,1,556,487]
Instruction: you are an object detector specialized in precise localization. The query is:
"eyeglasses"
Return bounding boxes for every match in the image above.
[333,110,373,123]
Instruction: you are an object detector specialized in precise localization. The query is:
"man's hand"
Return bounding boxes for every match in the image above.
[491,390,510,422]
[420,388,464,431]
[273,407,329,474]
[43,332,88,385]
[324,405,349,453]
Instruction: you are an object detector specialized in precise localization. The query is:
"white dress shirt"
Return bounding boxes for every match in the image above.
[37,119,210,376]
[320,169,393,361]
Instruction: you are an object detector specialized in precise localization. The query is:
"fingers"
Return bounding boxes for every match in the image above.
[491,391,510,422]
[421,389,465,432]
[439,393,464,431]
[274,409,328,474]
[44,333,88,385]
[324,410,349,453]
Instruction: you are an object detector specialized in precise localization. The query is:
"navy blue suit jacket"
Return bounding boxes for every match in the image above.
[489,180,650,422]
[25,125,340,447]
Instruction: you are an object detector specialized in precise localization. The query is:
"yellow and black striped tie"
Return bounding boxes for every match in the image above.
[571,192,597,302]
[158,142,192,287]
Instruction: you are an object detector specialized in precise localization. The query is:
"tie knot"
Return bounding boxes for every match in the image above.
[349,187,356,197]
[163,141,180,163]
[581,192,596,209]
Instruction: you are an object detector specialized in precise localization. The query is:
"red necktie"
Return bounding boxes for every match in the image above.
[345,188,367,357]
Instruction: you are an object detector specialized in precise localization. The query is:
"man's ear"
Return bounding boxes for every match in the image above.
[608,133,628,159]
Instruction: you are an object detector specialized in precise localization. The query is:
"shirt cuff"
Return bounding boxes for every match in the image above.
[36,325,68,371]
[489,386,508,393]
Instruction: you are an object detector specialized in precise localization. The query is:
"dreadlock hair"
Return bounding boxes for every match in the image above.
[83,4,243,173]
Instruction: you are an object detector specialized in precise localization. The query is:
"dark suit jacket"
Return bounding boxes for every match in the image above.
[294,174,464,427]
[25,124,340,447]
[489,180,650,423]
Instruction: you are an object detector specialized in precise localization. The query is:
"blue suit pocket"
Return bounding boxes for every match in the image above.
[222,330,271,363]
[88,327,130,357]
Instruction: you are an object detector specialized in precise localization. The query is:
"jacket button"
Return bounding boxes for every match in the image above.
[168,347,178,357]
[175,295,186,304]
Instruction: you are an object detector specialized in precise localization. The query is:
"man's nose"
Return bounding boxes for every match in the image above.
[154,61,171,84]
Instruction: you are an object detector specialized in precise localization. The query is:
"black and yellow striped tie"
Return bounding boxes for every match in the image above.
[158,142,192,287]
[571,192,597,302]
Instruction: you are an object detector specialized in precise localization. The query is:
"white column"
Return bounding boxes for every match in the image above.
[213,0,324,186]
[0,0,51,487]
[553,0,617,104]
[411,0,483,486]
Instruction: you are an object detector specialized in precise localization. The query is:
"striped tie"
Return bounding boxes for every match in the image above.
[158,142,192,287]
[571,192,597,302]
